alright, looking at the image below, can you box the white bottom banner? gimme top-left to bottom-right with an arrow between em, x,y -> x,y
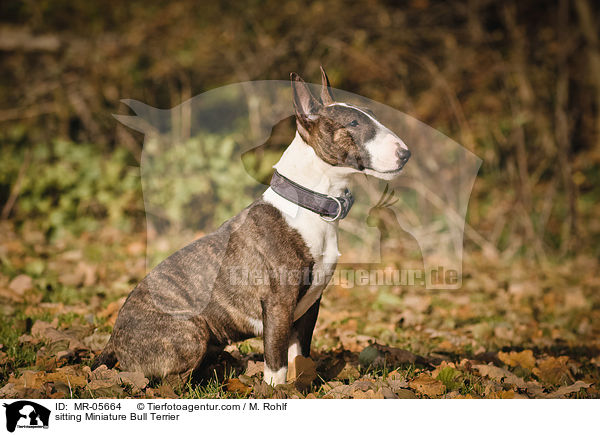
0,398 -> 596,435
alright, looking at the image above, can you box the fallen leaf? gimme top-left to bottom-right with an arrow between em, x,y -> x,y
252,380 -> 275,398
351,379 -> 376,392
0,383 -> 20,398
352,389 -> 385,399
31,321 -> 86,352
498,350 -> 536,370
487,390 -> 517,399
287,356 -> 317,389
525,380 -> 546,397
245,360 -> 264,377
533,356 -> 572,385
44,372 -> 87,388
380,386 -> 397,399
546,381 -> 591,398
156,383 -> 178,398
409,373 -> 446,397
431,361 -> 458,378
118,372 -> 149,392
226,378 -> 251,395
334,362 -> 360,380
473,364 -> 526,388
83,331 -> 111,352
9,274 -> 33,294
388,379 -> 409,392
11,371 -> 46,389
323,384 -> 355,398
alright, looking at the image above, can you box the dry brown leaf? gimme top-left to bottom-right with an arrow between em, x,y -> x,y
287,355 -> 317,389
83,331 -> 111,352
339,332 -> 374,352
9,274 -> 33,295
352,389 -> 385,399
252,380 -> 275,398
156,383 -> 178,398
226,378 -> 251,395
525,380 -> 546,397
409,373 -> 446,397
10,371 -> 46,389
334,362 -> 360,380
118,372 -> 149,392
244,360 -> 264,377
498,350 -> 536,370
44,372 -> 87,388
90,364 -> 119,382
533,356 -> 572,385
487,390 -> 517,399
453,393 -> 475,399
473,364 -> 526,388
0,383 -> 20,398
31,321 -> 86,351
351,379 -> 376,392
546,381 -> 591,398
323,384 -> 355,398
388,379 -> 409,393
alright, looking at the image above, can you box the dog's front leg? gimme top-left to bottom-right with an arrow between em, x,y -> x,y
261,299 -> 294,385
288,297 -> 321,363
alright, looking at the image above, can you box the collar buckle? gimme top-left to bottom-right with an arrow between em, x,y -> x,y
320,195 -> 343,222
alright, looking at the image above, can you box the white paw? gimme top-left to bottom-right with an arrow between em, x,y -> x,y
264,366 -> 287,385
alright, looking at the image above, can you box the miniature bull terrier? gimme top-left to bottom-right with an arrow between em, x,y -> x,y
93,67 -> 411,385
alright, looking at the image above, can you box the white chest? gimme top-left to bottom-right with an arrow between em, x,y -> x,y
263,188 -> 341,320
293,223 -> 339,321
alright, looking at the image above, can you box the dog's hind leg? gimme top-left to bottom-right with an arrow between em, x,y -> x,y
112,315 -> 212,379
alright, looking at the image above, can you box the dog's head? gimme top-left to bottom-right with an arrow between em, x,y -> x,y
291,67 -> 410,180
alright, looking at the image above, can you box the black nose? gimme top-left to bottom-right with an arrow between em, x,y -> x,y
397,148 -> 411,165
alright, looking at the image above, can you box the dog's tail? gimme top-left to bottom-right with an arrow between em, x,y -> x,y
91,341 -> 118,370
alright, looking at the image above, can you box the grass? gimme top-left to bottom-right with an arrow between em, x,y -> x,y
0,192 -> 599,398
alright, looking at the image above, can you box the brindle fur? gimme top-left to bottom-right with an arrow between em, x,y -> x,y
93,201 -> 315,378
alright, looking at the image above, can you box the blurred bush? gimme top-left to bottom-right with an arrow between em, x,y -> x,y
0,0 -> 598,259
0,141 -> 141,238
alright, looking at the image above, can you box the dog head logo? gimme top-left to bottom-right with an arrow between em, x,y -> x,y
114,69 -> 481,296
3,401 -> 50,432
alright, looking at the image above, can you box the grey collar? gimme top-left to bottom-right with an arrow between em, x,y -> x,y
270,170 -> 354,221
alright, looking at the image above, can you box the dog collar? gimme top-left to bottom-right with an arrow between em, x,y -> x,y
270,170 -> 354,221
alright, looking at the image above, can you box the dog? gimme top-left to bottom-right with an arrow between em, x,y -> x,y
92,67 -> 411,385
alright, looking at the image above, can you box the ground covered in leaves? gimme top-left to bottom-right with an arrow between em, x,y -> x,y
0,220 -> 598,399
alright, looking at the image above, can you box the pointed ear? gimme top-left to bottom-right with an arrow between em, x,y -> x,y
320,66 -> 334,105
290,72 -> 321,117
291,72 -> 321,139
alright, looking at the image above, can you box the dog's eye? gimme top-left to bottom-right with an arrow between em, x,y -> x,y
348,120 -> 359,127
